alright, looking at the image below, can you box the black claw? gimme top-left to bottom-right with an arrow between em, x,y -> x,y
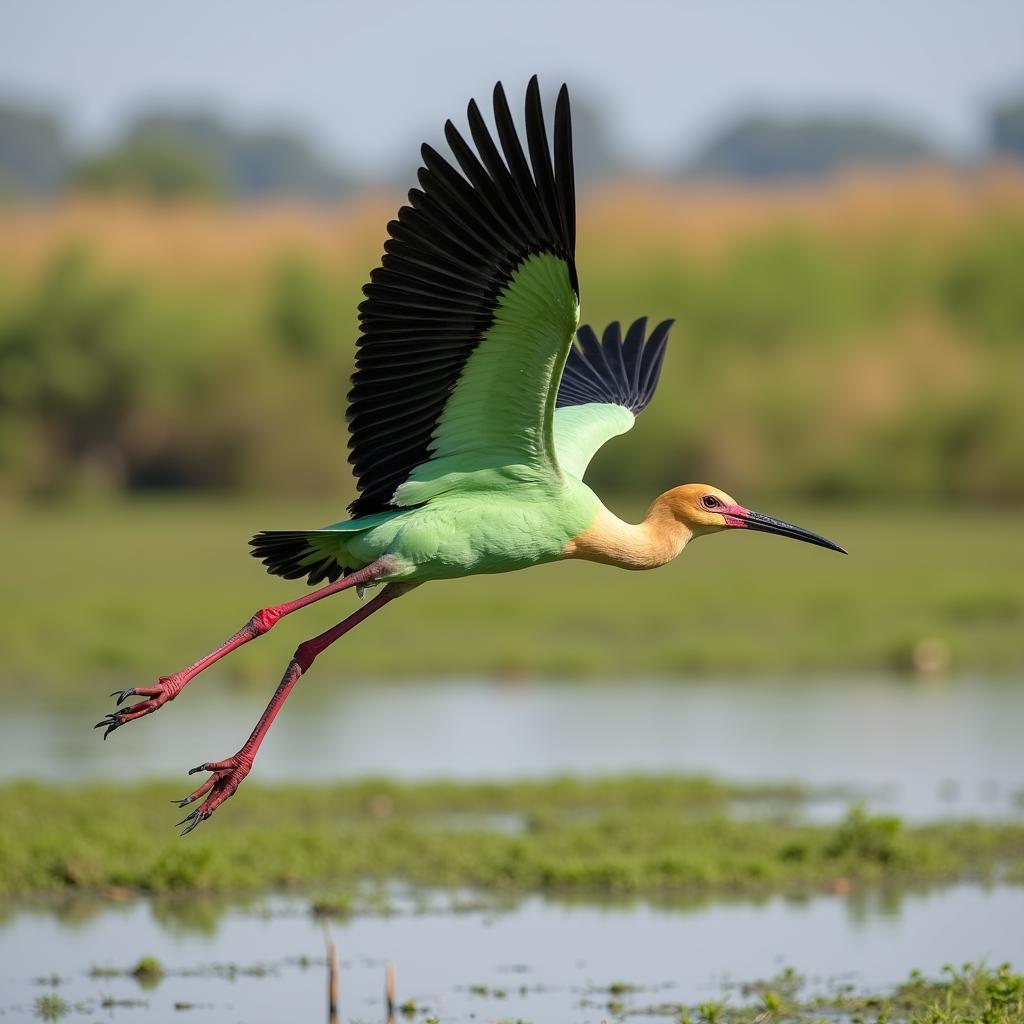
172,794 -> 195,808
188,763 -> 208,775
111,688 -> 136,706
94,714 -> 125,739
178,809 -> 207,836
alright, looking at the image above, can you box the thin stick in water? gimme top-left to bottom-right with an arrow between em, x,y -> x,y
385,961 -> 395,1024
321,917 -> 339,1023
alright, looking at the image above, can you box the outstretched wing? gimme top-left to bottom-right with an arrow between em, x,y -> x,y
347,76 -> 578,519
554,317 -> 673,479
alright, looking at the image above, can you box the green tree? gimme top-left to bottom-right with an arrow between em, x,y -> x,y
73,137 -> 224,201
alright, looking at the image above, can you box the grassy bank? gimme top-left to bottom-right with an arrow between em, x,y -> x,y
2,778 -> 1022,898
1,499 -> 1022,688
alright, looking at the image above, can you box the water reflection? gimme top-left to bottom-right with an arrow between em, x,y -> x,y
4,677 -> 1022,820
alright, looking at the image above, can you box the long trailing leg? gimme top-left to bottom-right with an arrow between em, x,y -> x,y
95,557 -> 394,739
175,581 -> 413,835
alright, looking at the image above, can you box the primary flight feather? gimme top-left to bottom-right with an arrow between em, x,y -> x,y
96,77 -> 845,833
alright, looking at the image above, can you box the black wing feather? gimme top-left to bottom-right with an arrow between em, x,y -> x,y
556,317 -> 674,415
347,77 -> 577,519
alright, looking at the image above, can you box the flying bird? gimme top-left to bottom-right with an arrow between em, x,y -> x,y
96,78 -> 845,833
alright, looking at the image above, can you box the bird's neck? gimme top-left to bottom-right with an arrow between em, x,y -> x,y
564,495 -> 692,571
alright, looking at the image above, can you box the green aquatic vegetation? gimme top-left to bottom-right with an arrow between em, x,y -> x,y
130,955 -> 164,983
811,962 -> 1024,1024
98,996 -> 147,1010
640,963 -> 1024,1023
825,805 -> 905,863
608,981 -> 640,996
32,994 -> 69,1021
695,1000 -> 728,1024
0,779 -> 1022,900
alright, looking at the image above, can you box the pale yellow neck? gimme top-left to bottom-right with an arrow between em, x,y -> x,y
564,496 -> 692,571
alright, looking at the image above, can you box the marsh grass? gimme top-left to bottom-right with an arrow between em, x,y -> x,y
611,962 -> 1024,1024
1,779 -> 1022,899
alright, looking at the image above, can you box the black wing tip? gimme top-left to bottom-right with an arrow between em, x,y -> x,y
556,316 -> 674,414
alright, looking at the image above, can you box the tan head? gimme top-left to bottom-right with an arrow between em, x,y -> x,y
659,483 -> 847,552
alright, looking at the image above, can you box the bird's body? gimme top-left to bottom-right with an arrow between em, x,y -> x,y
304,476 -> 597,584
96,78 -> 845,833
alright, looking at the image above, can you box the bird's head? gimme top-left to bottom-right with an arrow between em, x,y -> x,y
662,484 -> 847,553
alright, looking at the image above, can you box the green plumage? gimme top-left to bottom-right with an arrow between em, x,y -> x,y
289,252 -> 600,584
553,403 -> 636,479
394,252 -> 578,506
248,79 -> 673,589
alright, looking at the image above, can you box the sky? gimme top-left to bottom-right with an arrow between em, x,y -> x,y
2,0 -> 1023,173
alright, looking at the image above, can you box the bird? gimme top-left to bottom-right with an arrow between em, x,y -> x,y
95,77 -> 845,834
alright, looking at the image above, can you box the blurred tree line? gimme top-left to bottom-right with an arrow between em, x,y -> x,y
0,105 -> 354,202
1,203 -> 1022,505
4,89 -> 1024,200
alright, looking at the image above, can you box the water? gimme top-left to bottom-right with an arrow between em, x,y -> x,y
2,884 -> 1021,1023
4,677 -> 1023,1020
5,677 -> 1022,820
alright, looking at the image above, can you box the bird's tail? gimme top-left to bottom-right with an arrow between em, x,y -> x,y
249,530 -> 349,586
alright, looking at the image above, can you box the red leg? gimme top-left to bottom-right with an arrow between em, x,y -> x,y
175,582 -> 412,835
95,557 -> 393,738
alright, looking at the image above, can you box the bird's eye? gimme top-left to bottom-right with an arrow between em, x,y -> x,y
701,495 -> 720,509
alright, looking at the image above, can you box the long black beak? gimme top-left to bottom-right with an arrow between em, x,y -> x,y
737,509 -> 847,554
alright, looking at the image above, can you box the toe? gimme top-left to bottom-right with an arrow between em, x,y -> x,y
177,808 -> 208,836
175,760 -> 249,833
94,714 -> 126,740
173,775 -> 216,808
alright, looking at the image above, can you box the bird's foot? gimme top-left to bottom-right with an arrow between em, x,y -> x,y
94,675 -> 184,739
172,754 -> 253,835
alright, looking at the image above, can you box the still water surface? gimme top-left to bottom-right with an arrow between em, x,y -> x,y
2,884 -> 1022,1023
5,677 -> 1022,820
3,677 -> 1022,1020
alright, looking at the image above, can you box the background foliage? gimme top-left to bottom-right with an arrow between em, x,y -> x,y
1,170 -> 1023,506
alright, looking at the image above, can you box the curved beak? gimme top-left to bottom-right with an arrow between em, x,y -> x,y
725,506 -> 847,554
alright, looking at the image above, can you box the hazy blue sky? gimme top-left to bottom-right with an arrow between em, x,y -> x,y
3,0 -> 1023,172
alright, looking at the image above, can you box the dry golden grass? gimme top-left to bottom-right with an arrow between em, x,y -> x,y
2,166 -> 1023,281
582,164 -> 1024,260
0,193 -> 397,283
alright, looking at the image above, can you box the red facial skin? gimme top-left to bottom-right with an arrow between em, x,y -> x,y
721,502 -> 751,528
